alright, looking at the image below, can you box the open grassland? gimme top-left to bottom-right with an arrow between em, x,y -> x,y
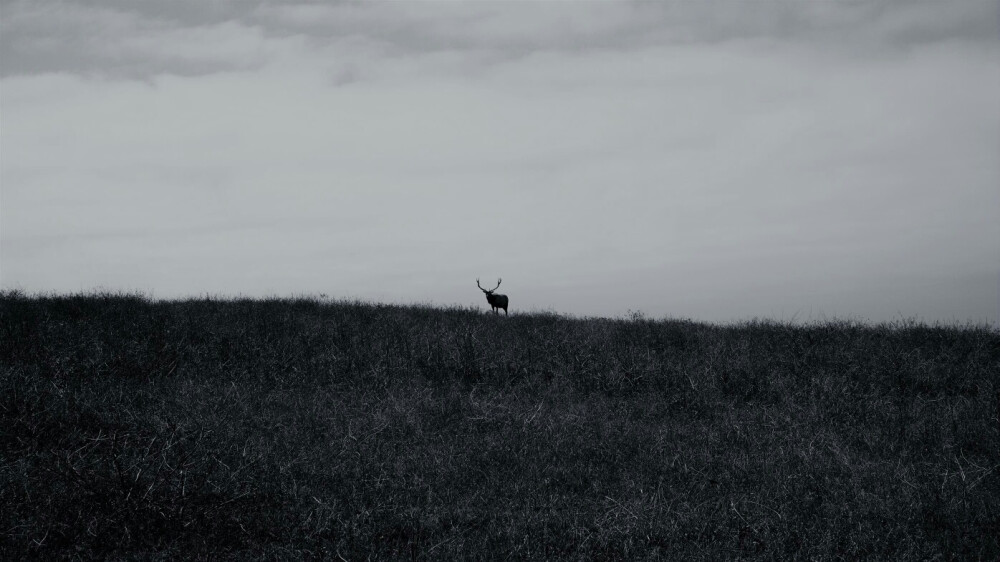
2,292 -> 998,560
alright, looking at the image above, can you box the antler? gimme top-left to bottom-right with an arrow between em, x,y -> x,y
476,278 -> 502,293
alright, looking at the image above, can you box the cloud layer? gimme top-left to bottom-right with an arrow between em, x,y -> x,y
2,1 -> 998,324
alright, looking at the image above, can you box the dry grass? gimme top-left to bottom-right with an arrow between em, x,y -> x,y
2,291 -> 998,559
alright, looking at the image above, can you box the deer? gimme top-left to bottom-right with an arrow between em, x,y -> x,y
477,278 -> 509,316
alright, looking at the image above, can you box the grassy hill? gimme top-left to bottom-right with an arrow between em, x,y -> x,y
2,292 -> 998,559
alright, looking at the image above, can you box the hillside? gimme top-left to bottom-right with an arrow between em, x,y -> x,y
2,292 -> 998,559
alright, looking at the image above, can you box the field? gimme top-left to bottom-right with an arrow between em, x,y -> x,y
2,292 -> 998,559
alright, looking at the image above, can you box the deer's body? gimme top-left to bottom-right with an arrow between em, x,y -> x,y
486,292 -> 508,315
477,278 -> 509,315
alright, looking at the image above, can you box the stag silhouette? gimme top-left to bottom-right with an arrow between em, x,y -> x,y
477,278 -> 509,315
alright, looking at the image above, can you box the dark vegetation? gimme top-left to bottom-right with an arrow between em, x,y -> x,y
2,291 -> 998,560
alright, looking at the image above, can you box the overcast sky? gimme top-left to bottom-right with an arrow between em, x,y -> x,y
2,0 -> 998,325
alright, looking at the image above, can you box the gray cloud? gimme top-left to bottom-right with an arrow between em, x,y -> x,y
3,1 -> 997,79
0,1 -> 270,77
